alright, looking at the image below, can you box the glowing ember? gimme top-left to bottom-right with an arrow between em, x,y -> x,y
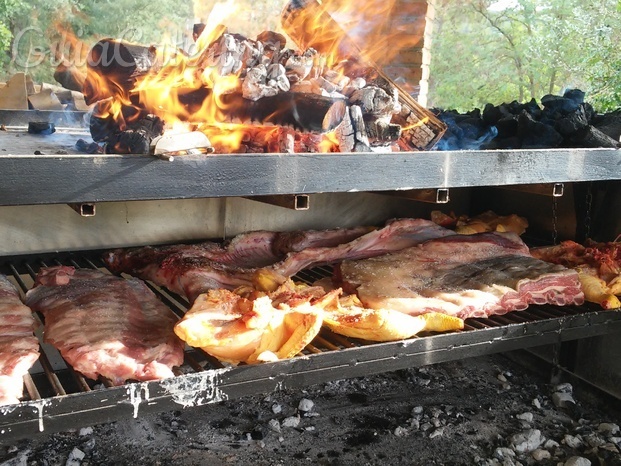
81,0 -> 444,154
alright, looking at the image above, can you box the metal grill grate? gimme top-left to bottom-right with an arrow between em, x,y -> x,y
1,251 -> 621,443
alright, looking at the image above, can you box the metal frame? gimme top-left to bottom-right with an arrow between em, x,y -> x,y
2,148 -> 621,205
1,302 -> 620,443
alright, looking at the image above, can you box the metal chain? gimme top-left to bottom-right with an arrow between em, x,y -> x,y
552,196 -> 559,245
584,182 -> 593,239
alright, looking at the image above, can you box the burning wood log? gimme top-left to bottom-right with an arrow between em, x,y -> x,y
54,61 -> 86,93
83,39 -> 158,105
280,0 -> 446,151
82,17 -> 438,154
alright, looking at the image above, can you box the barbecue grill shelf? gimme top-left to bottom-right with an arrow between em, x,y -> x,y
2,147 -> 621,205
1,254 -> 621,443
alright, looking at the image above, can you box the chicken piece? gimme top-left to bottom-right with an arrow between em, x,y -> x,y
174,281 -> 330,365
455,211 -> 528,236
323,294 -> 464,341
577,270 -> 621,310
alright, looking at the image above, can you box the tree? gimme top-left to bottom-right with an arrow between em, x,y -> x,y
428,0 -> 621,112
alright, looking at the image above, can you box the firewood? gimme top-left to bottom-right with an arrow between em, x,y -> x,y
218,91 -> 346,133
280,0 -> 446,151
0,73 -> 29,110
54,61 -> 85,92
83,39 -> 159,105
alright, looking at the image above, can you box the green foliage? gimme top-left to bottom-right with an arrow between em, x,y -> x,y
0,0 -> 193,82
428,0 -> 621,112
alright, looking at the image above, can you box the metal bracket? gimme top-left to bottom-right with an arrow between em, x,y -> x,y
500,183 -> 565,197
68,203 -> 96,217
380,188 -> 450,204
244,194 -> 310,211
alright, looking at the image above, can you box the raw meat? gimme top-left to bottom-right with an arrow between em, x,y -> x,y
104,224 -> 391,303
338,232 -> 584,319
0,275 -> 39,405
25,266 -> 184,385
272,218 -> 457,277
531,240 -> 621,308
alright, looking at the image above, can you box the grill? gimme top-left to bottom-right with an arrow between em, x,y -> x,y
1,250 -> 621,443
2,0 -> 621,449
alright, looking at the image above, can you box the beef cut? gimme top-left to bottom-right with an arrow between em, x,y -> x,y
272,218 -> 456,277
104,223 -> 411,303
0,275 -> 39,405
25,266 -> 184,385
338,232 -> 584,319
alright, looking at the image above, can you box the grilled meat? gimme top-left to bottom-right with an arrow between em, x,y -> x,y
0,275 -> 39,405
338,232 -> 584,319
103,222 -> 422,302
531,239 -> 621,308
25,266 -> 184,385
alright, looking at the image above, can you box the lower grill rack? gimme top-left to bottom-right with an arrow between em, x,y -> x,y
1,252 -> 621,443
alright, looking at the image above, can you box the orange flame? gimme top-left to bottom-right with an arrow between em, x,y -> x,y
84,0 -> 426,153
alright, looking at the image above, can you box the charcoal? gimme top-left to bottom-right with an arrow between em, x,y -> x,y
517,111 -> 563,149
592,109 -> 621,140
495,116 -> 519,139
554,104 -> 589,137
482,103 -> 504,125
568,125 -> 621,148
75,139 -> 103,154
481,136 -> 521,150
27,122 -> 55,135
522,98 -> 542,119
541,89 -> 584,114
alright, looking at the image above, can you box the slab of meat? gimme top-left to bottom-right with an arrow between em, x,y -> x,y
272,218 -> 457,277
338,232 -> 584,319
531,240 -> 621,309
25,266 -> 184,385
104,225 -> 382,302
0,275 -> 39,405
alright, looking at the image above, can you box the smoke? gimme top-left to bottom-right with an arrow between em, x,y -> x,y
433,111 -> 498,151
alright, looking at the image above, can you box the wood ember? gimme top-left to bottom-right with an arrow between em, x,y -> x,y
90,103 -> 164,154
84,26 -> 442,154
6,354 -> 621,465
334,105 -> 371,152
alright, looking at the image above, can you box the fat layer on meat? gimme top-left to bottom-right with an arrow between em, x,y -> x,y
104,224 -> 390,303
0,275 -> 39,405
339,232 -> 584,319
25,266 -> 184,385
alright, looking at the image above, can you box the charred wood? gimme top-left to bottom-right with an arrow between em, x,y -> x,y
365,118 -> 402,145
54,61 -> 86,93
335,105 -> 371,152
83,39 -> 158,105
218,91 -> 346,133
568,125 -> 621,149
90,103 -> 164,154
592,109 -> 621,141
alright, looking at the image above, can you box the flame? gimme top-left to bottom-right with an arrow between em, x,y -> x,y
402,116 -> 430,131
281,0 -> 423,69
85,0 -> 426,153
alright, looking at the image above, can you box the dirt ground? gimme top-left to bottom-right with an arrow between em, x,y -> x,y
2,351 -> 620,466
